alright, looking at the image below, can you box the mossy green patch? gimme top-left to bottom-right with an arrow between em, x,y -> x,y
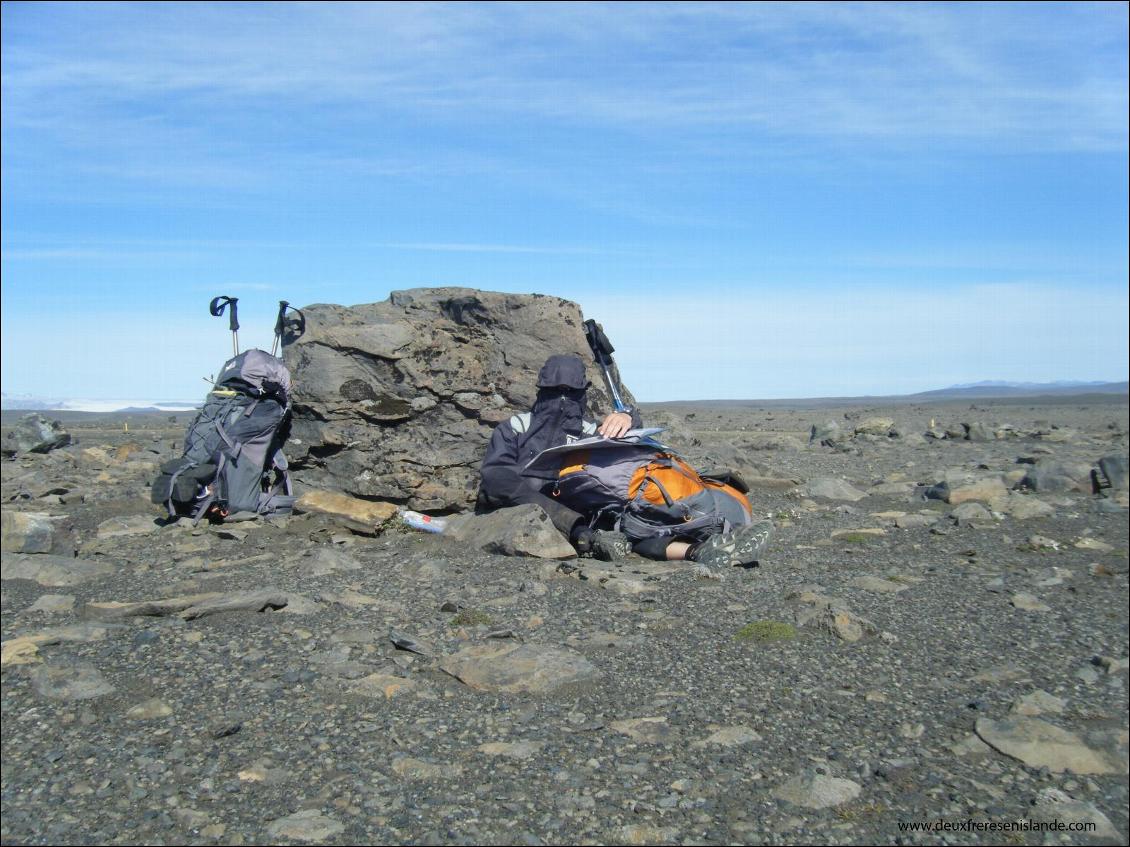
837,532 -> 873,544
735,620 -> 797,642
835,801 -> 886,821
378,512 -> 407,534
450,609 -> 492,628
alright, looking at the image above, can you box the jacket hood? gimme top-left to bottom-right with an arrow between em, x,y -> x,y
536,355 -> 590,390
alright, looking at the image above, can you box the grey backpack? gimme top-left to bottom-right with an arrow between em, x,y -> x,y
152,349 -> 296,523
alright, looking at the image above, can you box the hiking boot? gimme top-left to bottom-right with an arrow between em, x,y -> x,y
688,520 -> 773,570
571,526 -> 631,562
590,530 -> 632,562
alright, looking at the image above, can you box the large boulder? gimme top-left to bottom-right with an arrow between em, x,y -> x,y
0,512 -> 76,555
283,289 -> 635,511
443,504 -> 576,559
925,475 -> 1009,505
801,477 -> 868,502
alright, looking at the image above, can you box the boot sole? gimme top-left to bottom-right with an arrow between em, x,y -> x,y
591,531 -> 632,562
693,520 -> 773,569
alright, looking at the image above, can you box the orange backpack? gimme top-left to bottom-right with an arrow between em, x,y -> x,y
545,443 -> 752,542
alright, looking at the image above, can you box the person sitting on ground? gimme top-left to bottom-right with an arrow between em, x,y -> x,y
475,354 -> 772,568
476,354 -> 636,560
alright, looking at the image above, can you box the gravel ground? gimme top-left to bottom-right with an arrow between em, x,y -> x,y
2,397 -> 1127,845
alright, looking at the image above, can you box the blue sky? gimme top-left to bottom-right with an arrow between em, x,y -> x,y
2,2 -> 1127,402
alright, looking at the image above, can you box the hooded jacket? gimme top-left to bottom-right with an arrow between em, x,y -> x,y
476,355 -> 641,536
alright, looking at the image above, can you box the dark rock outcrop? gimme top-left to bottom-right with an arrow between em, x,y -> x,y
1095,455 -> 1129,493
1022,460 -> 1093,494
283,288 -> 634,511
808,420 -> 842,447
963,421 -> 994,442
3,414 -> 72,456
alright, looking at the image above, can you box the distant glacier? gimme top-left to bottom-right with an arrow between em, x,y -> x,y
1,394 -> 200,413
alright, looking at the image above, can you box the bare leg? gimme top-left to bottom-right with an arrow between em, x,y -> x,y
665,541 -> 692,560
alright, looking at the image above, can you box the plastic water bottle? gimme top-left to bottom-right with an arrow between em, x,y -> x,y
401,510 -> 447,534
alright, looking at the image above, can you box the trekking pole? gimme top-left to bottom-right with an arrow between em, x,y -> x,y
209,296 -> 240,357
272,300 -> 306,356
583,319 -> 627,412
271,301 -> 286,356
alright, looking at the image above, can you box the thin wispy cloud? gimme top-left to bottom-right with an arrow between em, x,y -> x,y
0,235 -> 314,262
826,246 -> 1129,278
1,247 -> 197,261
3,3 -> 1126,150
201,282 -> 277,292
385,242 -> 606,255
3,3 -> 1125,226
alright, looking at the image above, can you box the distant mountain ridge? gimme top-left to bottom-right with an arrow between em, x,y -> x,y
946,379 -> 1120,390
912,380 -> 1128,399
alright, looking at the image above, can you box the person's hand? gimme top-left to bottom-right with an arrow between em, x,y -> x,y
598,411 -> 633,438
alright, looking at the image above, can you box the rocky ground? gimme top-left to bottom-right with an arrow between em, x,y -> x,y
2,396 -> 1128,846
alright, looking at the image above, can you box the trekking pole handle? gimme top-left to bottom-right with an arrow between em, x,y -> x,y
210,296 -> 240,356
583,319 -> 627,412
273,300 -> 306,340
274,300 -> 289,340
272,300 -> 306,355
209,296 -> 240,332
583,319 -> 615,363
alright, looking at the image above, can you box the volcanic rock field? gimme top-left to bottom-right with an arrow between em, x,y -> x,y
2,389 -> 1127,846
